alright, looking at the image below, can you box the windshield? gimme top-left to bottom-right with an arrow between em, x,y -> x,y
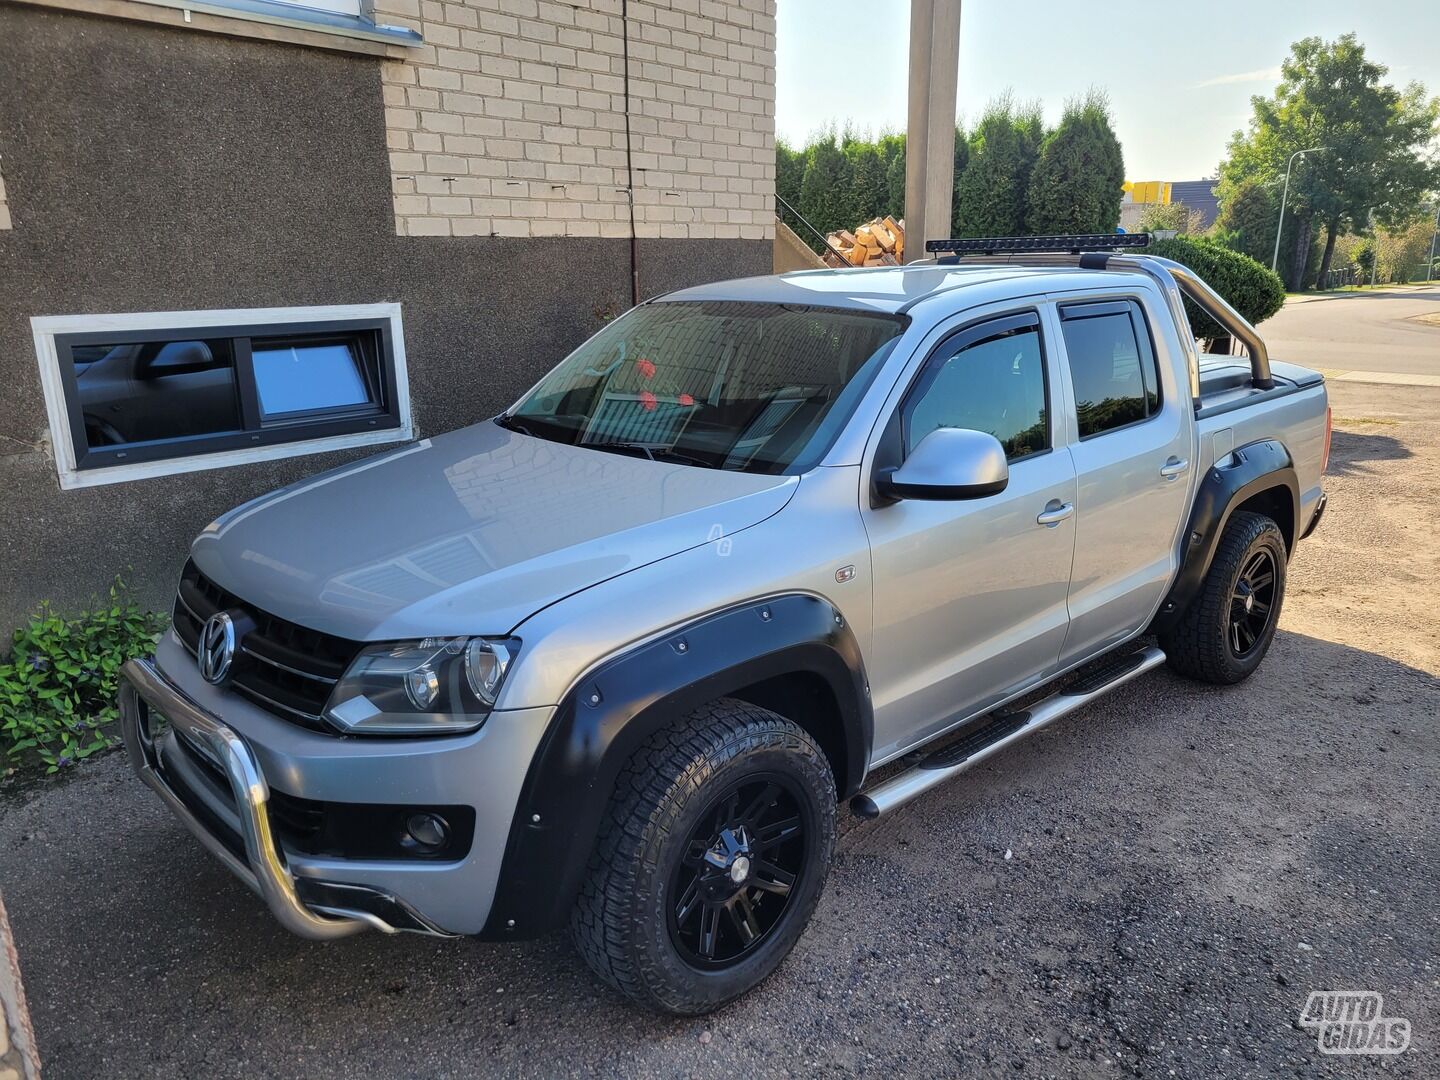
504,300 -> 908,474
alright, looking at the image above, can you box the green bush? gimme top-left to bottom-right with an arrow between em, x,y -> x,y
1143,236 -> 1286,339
1,581 -> 165,774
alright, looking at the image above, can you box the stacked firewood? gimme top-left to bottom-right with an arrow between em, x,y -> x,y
823,216 -> 905,267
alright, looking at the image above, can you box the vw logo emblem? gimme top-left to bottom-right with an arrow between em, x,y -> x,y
198,612 -> 237,685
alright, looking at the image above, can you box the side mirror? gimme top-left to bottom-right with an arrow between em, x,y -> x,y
875,427 -> 1009,501
138,340 -> 216,379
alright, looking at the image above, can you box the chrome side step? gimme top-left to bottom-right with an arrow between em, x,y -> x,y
850,646 -> 1167,819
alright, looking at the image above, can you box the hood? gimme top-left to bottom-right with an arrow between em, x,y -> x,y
191,421 -> 797,640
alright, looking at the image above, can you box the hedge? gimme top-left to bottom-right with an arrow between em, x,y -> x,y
1143,236 -> 1286,340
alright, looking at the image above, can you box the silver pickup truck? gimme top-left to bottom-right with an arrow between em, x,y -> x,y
118,235 -> 1330,1015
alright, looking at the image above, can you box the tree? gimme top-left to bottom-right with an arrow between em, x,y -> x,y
954,98 -> 1036,236
885,143 -> 906,219
1137,202 -> 1205,235
847,142 -> 889,226
1025,92 -> 1125,234
948,124 -> 969,236
1014,103 -> 1045,195
1218,34 -> 1440,291
797,133 -> 852,240
875,132 -> 906,219
1350,236 -> 1376,279
877,131 -> 905,169
1211,177 -> 1275,263
1375,212 -> 1437,282
775,138 -> 804,214
873,125 -> 966,232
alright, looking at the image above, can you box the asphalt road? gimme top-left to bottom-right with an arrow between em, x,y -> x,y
2,381 -> 1437,1079
1262,285 -> 1440,376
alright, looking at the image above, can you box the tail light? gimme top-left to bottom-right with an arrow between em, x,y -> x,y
1321,406 -> 1333,474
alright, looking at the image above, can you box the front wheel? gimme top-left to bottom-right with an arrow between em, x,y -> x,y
1160,509 -> 1287,684
571,699 -> 836,1014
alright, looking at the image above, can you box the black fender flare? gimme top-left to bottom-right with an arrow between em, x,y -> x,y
1150,438 -> 1299,632
480,593 -> 871,938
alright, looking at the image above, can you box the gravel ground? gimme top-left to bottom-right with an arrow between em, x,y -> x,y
1,380 -> 1436,1079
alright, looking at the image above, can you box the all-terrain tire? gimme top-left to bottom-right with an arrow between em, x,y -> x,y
570,698 -> 836,1015
1160,510 -> 1287,684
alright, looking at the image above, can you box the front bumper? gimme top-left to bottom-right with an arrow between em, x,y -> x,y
120,658 -> 379,939
118,641 -> 553,938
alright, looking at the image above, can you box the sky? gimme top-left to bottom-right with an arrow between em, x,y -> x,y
774,0 -> 1440,180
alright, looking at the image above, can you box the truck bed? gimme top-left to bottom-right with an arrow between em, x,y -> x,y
1194,354 -> 1329,540
1196,355 -> 1326,419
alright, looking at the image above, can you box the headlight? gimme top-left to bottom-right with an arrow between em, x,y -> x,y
324,637 -> 517,735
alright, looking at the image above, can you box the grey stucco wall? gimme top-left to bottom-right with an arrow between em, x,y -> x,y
0,5 -> 768,630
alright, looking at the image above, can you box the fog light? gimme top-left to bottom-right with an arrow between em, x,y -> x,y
405,812 -> 450,849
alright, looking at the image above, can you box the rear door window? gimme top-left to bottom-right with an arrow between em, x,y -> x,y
1059,299 -> 1160,438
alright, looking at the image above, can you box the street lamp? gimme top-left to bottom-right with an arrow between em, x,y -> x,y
1271,146 -> 1328,275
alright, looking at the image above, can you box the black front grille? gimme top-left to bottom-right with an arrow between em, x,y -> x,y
172,559 -> 361,732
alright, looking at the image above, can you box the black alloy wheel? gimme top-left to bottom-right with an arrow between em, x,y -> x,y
1229,548 -> 1277,658
667,777 -> 807,969
571,698 -> 836,1014
1160,509 -> 1288,684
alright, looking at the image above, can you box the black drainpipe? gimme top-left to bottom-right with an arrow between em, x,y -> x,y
621,0 -> 640,308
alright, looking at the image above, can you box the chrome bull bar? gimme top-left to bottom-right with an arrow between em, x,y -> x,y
118,658 -> 371,940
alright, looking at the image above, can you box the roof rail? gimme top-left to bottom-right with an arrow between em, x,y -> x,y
921,235 -> 1273,393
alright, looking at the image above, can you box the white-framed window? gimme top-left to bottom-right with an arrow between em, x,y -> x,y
31,303 -> 413,490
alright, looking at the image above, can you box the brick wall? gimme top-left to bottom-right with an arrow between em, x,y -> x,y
374,0 -> 775,240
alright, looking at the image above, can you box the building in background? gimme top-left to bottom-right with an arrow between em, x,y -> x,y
1120,179 -> 1220,232
0,0 -> 776,628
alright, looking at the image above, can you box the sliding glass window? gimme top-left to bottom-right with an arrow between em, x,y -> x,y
53,318 -> 402,473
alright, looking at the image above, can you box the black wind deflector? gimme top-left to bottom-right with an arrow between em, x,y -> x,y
920,233 -> 1274,392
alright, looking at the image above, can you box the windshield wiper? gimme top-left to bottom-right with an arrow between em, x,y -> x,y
495,413 -> 538,438
597,442 -> 713,468
649,447 -> 715,468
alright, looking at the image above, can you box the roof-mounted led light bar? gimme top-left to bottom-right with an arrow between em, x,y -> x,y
925,233 -> 1153,256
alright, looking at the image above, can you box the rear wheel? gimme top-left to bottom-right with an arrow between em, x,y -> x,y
571,699 -> 835,1014
1161,510 -> 1287,684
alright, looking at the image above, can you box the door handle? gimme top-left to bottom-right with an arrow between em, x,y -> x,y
1036,501 -> 1074,527
1159,457 -> 1189,481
